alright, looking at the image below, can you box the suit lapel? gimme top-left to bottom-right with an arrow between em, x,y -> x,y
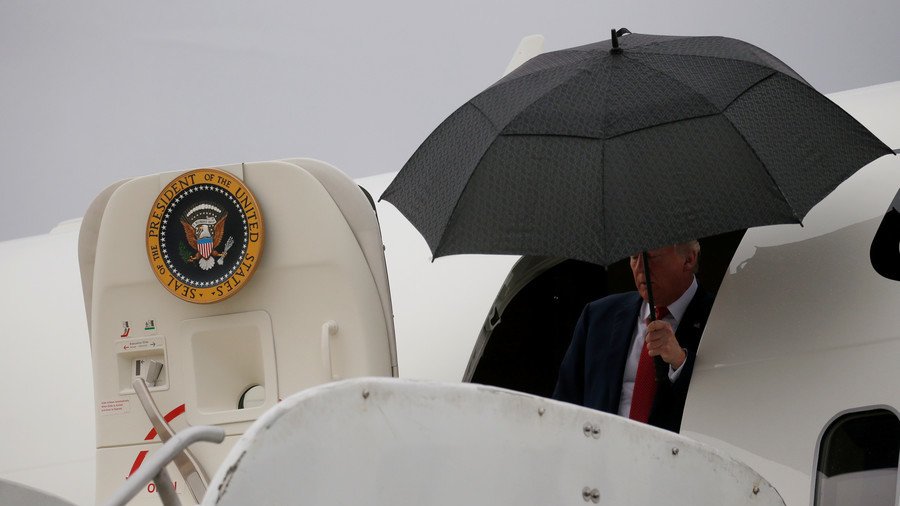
605,293 -> 642,411
675,291 -> 712,351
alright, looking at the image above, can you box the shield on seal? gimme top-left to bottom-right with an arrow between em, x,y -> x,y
198,236 -> 213,259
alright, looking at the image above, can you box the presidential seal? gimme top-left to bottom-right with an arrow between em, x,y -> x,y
146,168 -> 264,303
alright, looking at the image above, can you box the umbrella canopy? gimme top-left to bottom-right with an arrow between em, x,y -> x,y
381,30 -> 893,266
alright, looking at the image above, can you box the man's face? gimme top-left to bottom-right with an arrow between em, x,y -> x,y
629,245 -> 697,307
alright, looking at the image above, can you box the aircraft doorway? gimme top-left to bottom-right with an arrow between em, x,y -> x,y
463,231 -> 745,398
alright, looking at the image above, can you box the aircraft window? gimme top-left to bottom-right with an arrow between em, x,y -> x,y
870,188 -> 900,281
814,409 -> 900,506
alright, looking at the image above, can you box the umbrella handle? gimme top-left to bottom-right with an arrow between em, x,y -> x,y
642,250 -> 656,320
641,250 -> 669,383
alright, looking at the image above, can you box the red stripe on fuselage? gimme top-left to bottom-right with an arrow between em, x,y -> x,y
126,404 -> 188,479
127,450 -> 149,478
145,404 -> 186,441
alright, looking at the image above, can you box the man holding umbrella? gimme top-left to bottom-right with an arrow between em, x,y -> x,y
381,30 -> 890,430
553,241 -> 713,433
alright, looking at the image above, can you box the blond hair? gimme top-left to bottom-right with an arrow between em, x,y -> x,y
675,240 -> 700,273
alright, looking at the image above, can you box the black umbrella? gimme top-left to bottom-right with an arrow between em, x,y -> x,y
382,29 -> 892,268
382,28 -> 893,381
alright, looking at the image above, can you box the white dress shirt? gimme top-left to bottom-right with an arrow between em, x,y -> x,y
617,278 -> 698,417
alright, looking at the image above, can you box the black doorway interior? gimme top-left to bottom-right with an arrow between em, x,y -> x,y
466,230 -> 744,397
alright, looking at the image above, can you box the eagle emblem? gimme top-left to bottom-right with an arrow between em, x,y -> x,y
180,203 -> 234,270
147,168 -> 264,304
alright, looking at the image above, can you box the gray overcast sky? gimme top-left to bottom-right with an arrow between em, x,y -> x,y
2,0 -> 899,241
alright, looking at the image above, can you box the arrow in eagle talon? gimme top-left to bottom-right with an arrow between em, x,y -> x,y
218,236 -> 235,265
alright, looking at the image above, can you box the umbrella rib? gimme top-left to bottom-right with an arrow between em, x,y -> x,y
491,62 -> 600,135
454,53 -> 600,138
602,112 -> 721,141
717,69 -> 886,222
488,49 -> 598,90
625,51 -> 782,115
430,115 -> 505,257
485,52 -> 735,143
717,78 -> 804,222
629,41 -> 810,87
718,71 -> 779,111
599,135 -> 607,262
468,101 -> 503,133
598,56 -> 612,262
496,115 -> 721,142
628,54 -> 731,120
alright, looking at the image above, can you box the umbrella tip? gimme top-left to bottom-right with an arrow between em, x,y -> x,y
610,27 -> 631,54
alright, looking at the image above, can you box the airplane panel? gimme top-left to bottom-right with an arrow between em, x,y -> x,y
0,78 -> 897,506
682,82 -> 900,506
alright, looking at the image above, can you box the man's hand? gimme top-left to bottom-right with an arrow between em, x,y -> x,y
645,320 -> 686,369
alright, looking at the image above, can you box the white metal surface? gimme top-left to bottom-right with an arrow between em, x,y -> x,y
681,82 -> 900,506
503,34 -> 544,76
0,222 -> 95,506
361,172 -> 519,382
0,478 -> 76,506
85,159 -> 396,503
0,168 -> 518,506
284,158 -> 399,376
206,378 -> 784,506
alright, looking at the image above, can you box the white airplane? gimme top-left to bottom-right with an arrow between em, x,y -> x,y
0,36 -> 898,506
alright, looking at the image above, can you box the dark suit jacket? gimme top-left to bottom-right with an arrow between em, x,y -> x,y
552,289 -> 714,432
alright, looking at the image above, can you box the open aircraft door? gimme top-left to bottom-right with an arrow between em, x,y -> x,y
79,159 -> 397,504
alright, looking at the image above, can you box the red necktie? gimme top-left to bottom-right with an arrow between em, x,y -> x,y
629,306 -> 669,423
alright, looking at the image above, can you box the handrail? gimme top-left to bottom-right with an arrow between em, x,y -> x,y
321,320 -> 339,380
103,425 -> 225,506
132,378 -> 213,502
